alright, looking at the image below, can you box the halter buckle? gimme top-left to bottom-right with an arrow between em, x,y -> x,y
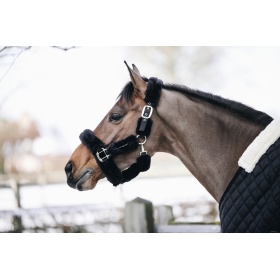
96,147 -> 110,162
141,105 -> 153,119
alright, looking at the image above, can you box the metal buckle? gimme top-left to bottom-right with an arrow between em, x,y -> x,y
141,105 -> 153,119
96,147 -> 110,162
137,135 -> 147,155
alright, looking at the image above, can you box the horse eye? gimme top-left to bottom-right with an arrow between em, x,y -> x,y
109,113 -> 123,123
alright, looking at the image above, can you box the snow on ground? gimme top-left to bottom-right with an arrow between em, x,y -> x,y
0,175 -> 215,210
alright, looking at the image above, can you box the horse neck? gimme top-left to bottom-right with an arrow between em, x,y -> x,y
156,89 -> 266,202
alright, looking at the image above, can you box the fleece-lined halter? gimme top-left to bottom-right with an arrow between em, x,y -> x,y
79,77 -> 163,186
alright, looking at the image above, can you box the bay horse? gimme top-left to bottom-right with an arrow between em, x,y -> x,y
65,62 -> 280,232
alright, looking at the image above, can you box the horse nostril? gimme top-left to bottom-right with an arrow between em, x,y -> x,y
65,161 -> 73,178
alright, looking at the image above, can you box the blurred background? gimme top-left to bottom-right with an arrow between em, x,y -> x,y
1,46 -> 280,232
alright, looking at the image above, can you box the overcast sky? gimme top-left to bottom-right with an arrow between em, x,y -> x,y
1,46 -> 280,156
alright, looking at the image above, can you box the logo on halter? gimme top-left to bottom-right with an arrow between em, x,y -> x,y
141,105 -> 153,119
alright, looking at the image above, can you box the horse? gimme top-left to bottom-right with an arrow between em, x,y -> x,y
65,62 -> 280,232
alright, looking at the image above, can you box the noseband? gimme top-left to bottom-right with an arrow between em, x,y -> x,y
79,77 -> 163,186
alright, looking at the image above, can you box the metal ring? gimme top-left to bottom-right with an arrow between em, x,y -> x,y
136,135 -> 147,145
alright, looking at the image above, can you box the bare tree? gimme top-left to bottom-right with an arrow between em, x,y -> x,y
0,46 -> 76,173
0,46 -> 76,107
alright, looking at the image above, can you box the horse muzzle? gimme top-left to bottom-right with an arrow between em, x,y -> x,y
65,161 -> 96,191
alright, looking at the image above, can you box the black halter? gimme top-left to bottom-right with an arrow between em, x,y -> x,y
79,77 -> 163,186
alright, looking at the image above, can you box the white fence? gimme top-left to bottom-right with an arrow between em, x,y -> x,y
0,175 -> 220,233
124,197 -> 220,233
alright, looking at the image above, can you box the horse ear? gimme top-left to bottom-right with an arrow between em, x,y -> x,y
124,61 -> 147,99
132,64 -> 141,75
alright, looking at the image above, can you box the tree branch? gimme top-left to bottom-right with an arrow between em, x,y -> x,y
0,47 -> 31,83
0,46 -> 76,81
0,46 -> 32,58
0,47 -> 8,53
51,46 -> 77,51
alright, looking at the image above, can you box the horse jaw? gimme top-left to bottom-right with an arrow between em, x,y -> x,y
76,167 -> 105,191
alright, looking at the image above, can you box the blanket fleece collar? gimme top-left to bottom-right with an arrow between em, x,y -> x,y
238,119 -> 280,173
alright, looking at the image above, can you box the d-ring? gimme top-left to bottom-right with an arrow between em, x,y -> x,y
136,135 -> 147,145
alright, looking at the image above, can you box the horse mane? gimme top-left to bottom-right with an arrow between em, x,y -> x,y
118,80 -> 273,127
118,81 -> 135,103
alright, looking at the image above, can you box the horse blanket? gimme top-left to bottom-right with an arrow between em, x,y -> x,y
219,120 -> 280,233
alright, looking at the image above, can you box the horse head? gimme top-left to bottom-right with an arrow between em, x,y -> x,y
65,62 -> 164,191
